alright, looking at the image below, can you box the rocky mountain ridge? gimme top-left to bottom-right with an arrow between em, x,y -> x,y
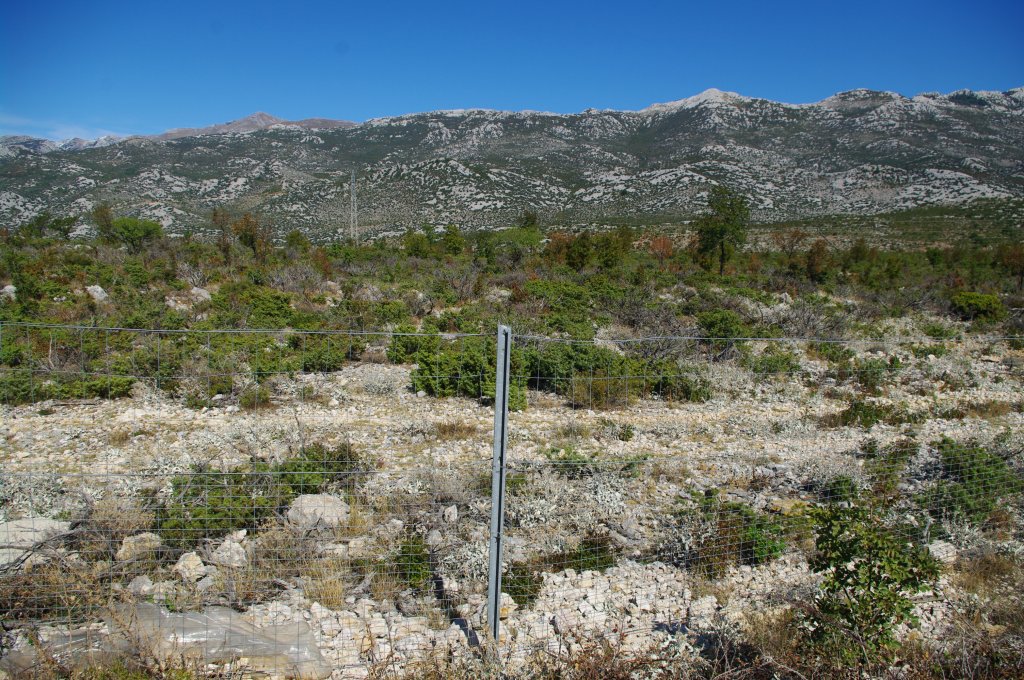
1,87 -> 1022,238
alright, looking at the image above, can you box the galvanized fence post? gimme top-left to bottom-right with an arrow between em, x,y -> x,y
486,324 -> 512,646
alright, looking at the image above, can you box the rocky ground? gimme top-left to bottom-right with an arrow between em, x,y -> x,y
1,334 -> 1022,678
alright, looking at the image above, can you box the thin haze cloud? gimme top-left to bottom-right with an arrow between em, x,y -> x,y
0,113 -> 129,141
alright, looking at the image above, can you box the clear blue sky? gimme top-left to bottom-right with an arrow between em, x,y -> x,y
2,0 -> 1022,139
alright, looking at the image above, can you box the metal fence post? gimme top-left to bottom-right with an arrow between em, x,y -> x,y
486,324 -> 512,646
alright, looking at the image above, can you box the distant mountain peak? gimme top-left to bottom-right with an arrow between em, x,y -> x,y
642,88 -> 751,113
157,112 -> 354,140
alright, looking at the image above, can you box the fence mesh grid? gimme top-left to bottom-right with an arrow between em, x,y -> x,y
1,322 -> 1022,677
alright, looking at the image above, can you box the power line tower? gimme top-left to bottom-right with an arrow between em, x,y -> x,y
349,168 -> 358,243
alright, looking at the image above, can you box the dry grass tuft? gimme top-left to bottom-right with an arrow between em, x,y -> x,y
433,419 -> 479,440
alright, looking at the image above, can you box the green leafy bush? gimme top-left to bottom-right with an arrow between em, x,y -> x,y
0,371 -> 134,405
919,437 -> 1023,525
808,503 -> 939,663
825,399 -> 916,428
822,475 -> 859,503
394,533 -> 432,590
950,291 -> 1006,321
697,309 -> 750,351
157,442 -> 370,547
545,447 -> 599,479
502,533 -> 618,608
680,490 -> 786,578
410,336 -> 526,410
809,342 -> 855,364
747,346 -> 801,377
386,325 -> 440,364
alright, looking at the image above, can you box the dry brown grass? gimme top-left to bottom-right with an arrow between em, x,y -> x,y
433,419 -> 479,440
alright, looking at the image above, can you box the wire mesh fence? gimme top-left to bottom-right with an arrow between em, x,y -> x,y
1,322 -> 1022,677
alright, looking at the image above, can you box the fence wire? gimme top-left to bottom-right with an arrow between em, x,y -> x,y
1,323 -> 1022,677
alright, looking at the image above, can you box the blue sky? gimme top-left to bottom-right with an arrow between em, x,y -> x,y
2,0 -> 1022,139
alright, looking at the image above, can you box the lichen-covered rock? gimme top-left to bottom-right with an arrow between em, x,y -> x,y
115,532 -> 162,562
288,494 -> 349,529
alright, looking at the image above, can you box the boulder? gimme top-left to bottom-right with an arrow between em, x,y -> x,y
173,551 -> 207,581
928,540 -> 957,564
127,575 -> 154,596
210,540 -> 247,569
0,518 -> 70,568
687,595 -> 719,631
0,284 -> 15,302
287,494 -> 349,529
115,532 -> 163,562
86,285 -> 108,302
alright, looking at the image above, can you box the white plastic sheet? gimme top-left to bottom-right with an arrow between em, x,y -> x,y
0,603 -> 333,679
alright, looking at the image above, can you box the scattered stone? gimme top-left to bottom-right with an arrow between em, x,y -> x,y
210,540 -> 247,568
86,285 -> 108,302
928,540 -> 957,564
115,532 -> 162,562
127,575 -> 154,596
0,284 -> 15,302
173,551 -> 207,581
687,595 -> 718,631
288,494 -> 349,529
442,504 -> 458,524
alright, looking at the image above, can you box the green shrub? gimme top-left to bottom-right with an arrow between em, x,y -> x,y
921,321 -> 958,340
300,338 -> 354,373
680,490 -> 786,578
747,346 -> 801,377
156,442 -> 370,548
825,399 -> 916,429
411,337 -> 526,410
545,447 -> 598,479
822,475 -> 859,503
950,291 -> 1006,321
240,385 -> 271,409
864,439 -> 915,498
569,369 -> 631,409
0,371 -> 135,405
809,342 -> 855,364
394,533 -> 432,591
910,343 -> 948,359
697,309 -> 750,351
502,562 -> 545,608
386,325 -> 440,364
853,356 -> 901,391
808,503 -> 939,663
503,532 -> 618,608
645,360 -> 713,402
919,437 -> 1023,525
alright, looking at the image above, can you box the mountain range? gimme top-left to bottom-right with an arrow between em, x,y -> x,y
1,87 -> 1022,238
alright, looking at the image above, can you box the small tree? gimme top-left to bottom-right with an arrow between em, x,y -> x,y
212,208 -> 233,265
441,224 -> 465,255
805,238 -> 831,283
695,185 -> 750,275
109,217 -> 163,253
808,503 -> 939,664
91,202 -> 115,242
566,232 -> 592,271
232,212 -> 271,264
997,243 -> 1024,291
649,236 -> 674,269
285,228 -> 311,254
20,212 -> 76,239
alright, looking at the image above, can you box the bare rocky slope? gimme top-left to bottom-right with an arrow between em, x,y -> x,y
1,87 -> 1023,238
